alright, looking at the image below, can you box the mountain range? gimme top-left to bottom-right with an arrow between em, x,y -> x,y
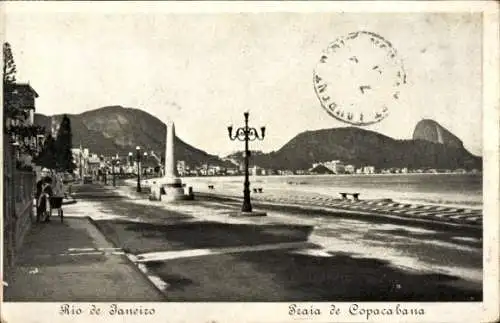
230,126 -> 481,171
34,106 -> 226,167
35,106 -> 482,171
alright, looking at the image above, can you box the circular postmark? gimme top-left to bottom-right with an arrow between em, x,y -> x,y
313,31 -> 407,126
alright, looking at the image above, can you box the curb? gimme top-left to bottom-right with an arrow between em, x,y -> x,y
125,254 -> 170,293
85,216 -> 167,300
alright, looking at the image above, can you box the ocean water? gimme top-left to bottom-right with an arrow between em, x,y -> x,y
184,174 -> 482,209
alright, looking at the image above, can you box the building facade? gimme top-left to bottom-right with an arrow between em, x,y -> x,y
313,160 -> 346,174
363,166 -> 375,174
4,83 -> 43,164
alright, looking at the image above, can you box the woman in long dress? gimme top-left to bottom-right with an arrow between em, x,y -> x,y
50,172 -> 65,222
37,176 -> 53,222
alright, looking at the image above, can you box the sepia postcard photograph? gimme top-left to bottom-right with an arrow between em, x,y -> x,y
1,1 -> 499,323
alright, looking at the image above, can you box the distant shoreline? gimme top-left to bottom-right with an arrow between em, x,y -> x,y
183,172 -> 482,180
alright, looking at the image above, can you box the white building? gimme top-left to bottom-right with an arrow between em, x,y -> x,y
176,160 -> 188,176
312,161 -> 345,174
363,166 -> 375,174
323,160 -> 345,174
71,147 -> 89,177
250,165 -> 266,176
344,164 -> 355,174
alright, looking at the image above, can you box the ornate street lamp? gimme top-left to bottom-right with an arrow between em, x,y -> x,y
136,146 -> 142,192
228,112 -> 265,213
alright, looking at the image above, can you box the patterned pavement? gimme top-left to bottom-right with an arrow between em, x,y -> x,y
211,192 -> 483,226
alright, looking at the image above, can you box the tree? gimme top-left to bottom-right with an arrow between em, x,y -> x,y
54,115 -> 76,172
3,42 -> 17,84
3,42 -> 25,121
33,134 -> 57,169
3,42 -> 45,153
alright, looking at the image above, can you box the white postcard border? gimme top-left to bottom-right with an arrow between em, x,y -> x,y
1,1 -> 498,323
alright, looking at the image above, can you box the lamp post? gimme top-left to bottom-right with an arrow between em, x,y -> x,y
12,142 -> 19,170
143,151 -> 148,179
227,112 -> 265,213
116,159 -> 120,180
136,146 -> 142,192
79,146 -> 83,184
111,156 -> 117,187
100,154 -> 107,185
128,152 -> 133,175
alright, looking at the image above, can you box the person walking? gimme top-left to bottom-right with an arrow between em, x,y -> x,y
50,172 -> 65,222
37,176 -> 53,222
35,176 -> 45,222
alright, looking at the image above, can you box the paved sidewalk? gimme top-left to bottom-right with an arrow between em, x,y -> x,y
3,214 -> 164,302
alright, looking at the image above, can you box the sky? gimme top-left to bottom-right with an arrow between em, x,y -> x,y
3,4 -> 483,157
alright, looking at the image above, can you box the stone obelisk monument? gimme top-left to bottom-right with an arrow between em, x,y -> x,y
161,122 -> 185,202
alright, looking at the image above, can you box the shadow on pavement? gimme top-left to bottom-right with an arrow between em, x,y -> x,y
362,229 -> 482,269
200,194 -> 482,237
71,183 -> 129,200
145,249 -> 482,302
370,227 -> 482,246
93,219 -> 314,254
101,199 -> 193,223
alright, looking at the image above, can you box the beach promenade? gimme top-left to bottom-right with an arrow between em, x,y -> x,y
3,181 -> 482,302
134,177 -> 483,228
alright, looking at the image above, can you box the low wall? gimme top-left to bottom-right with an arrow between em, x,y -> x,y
14,171 -> 35,254
3,137 -> 35,281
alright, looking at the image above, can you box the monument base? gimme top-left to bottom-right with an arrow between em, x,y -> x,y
163,177 -> 194,202
149,177 -> 194,202
164,177 -> 183,186
160,186 -> 188,202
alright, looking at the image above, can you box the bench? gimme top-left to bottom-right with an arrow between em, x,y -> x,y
340,192 -> 360,201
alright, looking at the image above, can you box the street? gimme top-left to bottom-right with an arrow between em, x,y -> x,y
59,182 -> 482,302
